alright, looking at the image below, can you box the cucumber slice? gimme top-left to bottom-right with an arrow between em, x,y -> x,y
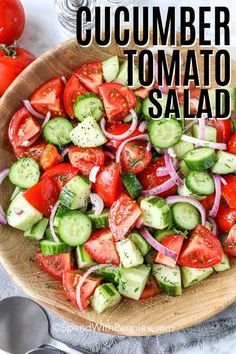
183,147 -> 217,171
181,266 -> 213,288
24,217 -> 48,241
114,60 -> 141,90
76,245 -> 96,268
102,55 -> 119,82
7,192 -> 42,231
152,264 -> 182,296
43,117 -> 73,146
70,116 -> 107,147
59,211 -> 92,246
40,240 -> 72,255
177,179 -> 206,200
186,171 -> 215,196
142,93 -> 168,121
213,252 -> 230,272
212,151 -> 236,174
116,238 -> 144,268
59,175 -> 91,210
173,140 -> 194,160
193,124 -> 217,142
178,160 -> 190,177
154,228 -> 175,243
10,186 -> 23,201
74,93 -> 104,122
122,173 -> 142,199
54,204 -> 69,227
123,97 -> 142,122
91,283 -> 121,313
87,209 -> 109,228
94,267 -> 120,285
9,158 -> 40,189
148,118 -> 182,149
140,196 -> 172,229
128,230 -> 150,256
118,264 -> 151,300
172,202 -> 200,231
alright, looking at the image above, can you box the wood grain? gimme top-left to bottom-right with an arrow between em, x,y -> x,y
0,37 -> 236,336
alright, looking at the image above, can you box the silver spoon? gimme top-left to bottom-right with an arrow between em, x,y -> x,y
0,297 -> 91,354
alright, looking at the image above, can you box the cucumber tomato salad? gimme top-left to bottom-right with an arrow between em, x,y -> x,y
1,56 -> 236,314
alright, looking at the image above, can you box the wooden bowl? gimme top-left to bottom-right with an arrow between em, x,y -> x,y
0,38 -> 236,336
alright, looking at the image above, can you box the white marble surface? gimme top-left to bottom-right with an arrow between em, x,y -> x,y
1,0 -> 236,353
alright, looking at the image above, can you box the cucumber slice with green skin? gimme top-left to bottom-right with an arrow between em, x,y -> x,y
172,202 -> 200,231
94,267 -> 120,286
76,245 -> 96,268
102,55 -> 119,82
43,117 -> 73,146
87,209 -> 109,228
140,196 -> 172,230
148,118 -> 183,149
211,151 -> 236,174
116,238 -> 144,268
24,217 -> 48,241
181,266 -> 213,288
142,94 -> 168,121
40,240 -> 73,255
177,179 -> 206,200
45,227 -> 60,241
59,211 -> 92,246
173,140 -> 194,160
178,160 -> 190,177
114,60 -> 141,90
7,192 -> 42,231
9,158 -> 40,189
186,171 -> 215,196
122,173 -> 142,199
123,97 -> 142,122
91,283 -> 121,314
193,124 -> 217,142
70,116 -> 107,147
213,252 -> 230,272
183,147 -> 217,171
10,186 -> 23,201
74,93 -> 104,122
128,230 -> 150,256
118,264 -> 151,300
59,175 -> 91,210
53,204 -> 69,227
152,264 -> 182,296
154,228 -> 175,243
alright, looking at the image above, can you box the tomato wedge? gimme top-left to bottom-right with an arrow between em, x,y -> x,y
200,193 -> 215,213
227,132 -> 236,154
216,203 -> 236,232
93,162 -> 123,207
155,235 -> 184,268
222,175 -> 236,208
41,163 -> 79,190
140,276 -> 161,300
84,228 -> 120,265
30,77 -> 65,117
207,118 -> 232,143
62,270 -> 102,308
109,193 -> 141,241
105,123 -> 140,150
74,61 -> 102,94
24,177 -> 60,217
35,251 -> 75,282
63,75 -> 88,118
68,146 -> 105,177
13,139 -> 46,161
99,83 -> 136,123
40,144 -> 63,170
120,140 -> 152,174
223,225 -> 236,257
178,225 -> 223,268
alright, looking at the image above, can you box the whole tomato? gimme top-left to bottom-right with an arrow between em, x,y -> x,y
0,45 -> 35,96
0,0 -> 25,45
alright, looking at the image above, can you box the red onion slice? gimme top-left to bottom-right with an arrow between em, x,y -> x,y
181,134 -> 227,150
89,166 -> 100,183
138,121 -> 148,133
21,133 -> 41,148
116,134 -> 150,163
220,177 -> 227,186
142,177 -> 177,197
61,76 -> 67,85
167,148 -> 176,158
0,205 -> 7,225
41,111 -> 51,129
23,100 -> 45,120
61,147 -> 69,158
207,216 -> 218,236
104,151 -> 115,160
76,264 -> 118,312
146,142 -> 152,152
166,195 -> 206,225
140,228 -> 177,260
0,168 -> 10,185
89,193 -> 104,216
156,158 -> 178,177
49,200 -> 61,243
164,153 -> 183,186
209,175 -> 221,218
135,217 -> 143,229
198,115 -> 207,140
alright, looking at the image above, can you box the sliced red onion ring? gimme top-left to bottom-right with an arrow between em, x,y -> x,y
154,147 -> 165,155
61,76 -> 67,85
156,158 -> 178,177
89,193 -> 104,216
142,177 -> 177,197
49,200 -> 61,243
89,166 -> 100,183
146,142 -> 152,152
209,175 -> 221,218
140,228 -> 177,260
61,147 -> 69,158
207,216 -> 218,236
0,168 -> 9,185
76,264 -> 118,312
104,151 -> 115,160
198,115 -> 206,140
116,134 -> 150,163
135,217 -> 143,229
138,121 -> 148,133
41,111 -> 51,129
190,98 -> 199,114
21,133 -> 40,148
100,109 -> 138,141
0,205 -> 7,225
23,100 -> 45,120
166,195 -> 206,226
164,153 -> 183,186
220,177 -> 227,186
167,148 -> 176,158
181,134 -> 227,150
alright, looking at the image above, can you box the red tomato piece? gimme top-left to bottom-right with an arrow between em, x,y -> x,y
99,83 -> 136,123
13,139 -> 47,162
139,276 -> 161,300
41,163 -> 79,190
74,61 -> 103,94
227,132 -> 236,154
93,162 -> 123,207
68,146 -> 105,177
216,203 -> 236,232
207,118 -> 232,143
63,75 -> 88,118
200,193 -> 215,213
109,193 -> 141,241
223,225 -> 236,257
222,175 -> 236,208
105,123 -> 140,150
178,225 -> 223,268
84,228 -> 120,265
30,77 -> 66,117
155,235 -> 184,268
24,178 -> 60,217
0,0 -> 25,45
62,270 -> 102,308
40,144 -> 63,170
35,251 -> 75,282
134,84 -> 158,100
120,139 -> 152,174
137,157 -> 177,198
